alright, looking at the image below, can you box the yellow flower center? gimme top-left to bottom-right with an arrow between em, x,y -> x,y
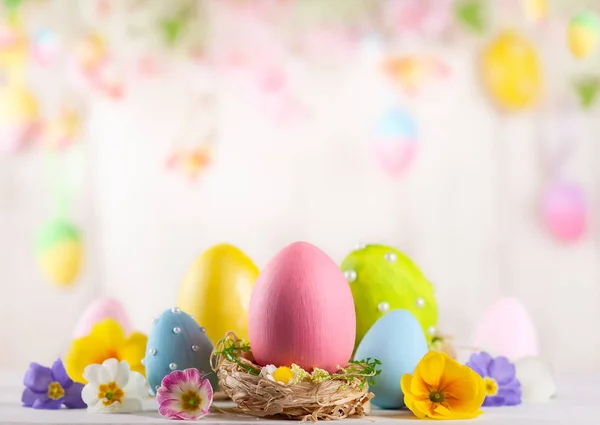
429,391 -> 445,403
93,349 -> 120,366
98,382 -> 125,406
272,366 -> 294,383
181,390 -> 202,412
484,377 -> 498,396
47,382 -> 65,400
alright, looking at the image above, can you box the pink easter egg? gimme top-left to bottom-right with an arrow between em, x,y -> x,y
73,297 -> 132,338
472,297 -> 539,361
372,138 -> 417,177
248,242 -> 356,372
0,121 -> 41,153
541,180 -> 587,242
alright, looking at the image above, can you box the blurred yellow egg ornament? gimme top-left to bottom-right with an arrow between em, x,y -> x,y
0,83 -> 40,152
568,12 -> 600,59
36,219 -> 83,287
0,19 -> 28,69
44,107 -> 82,151
482,30 -> 542,111
177,244 -> 259,344
75,32 -> 106,72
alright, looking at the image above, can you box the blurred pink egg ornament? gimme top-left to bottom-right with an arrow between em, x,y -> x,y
541,180 -> 587,242
73,297 -> 132,338
248,241 -> 356,373
0,84 -> 41,153
44,107 -> 82,151
372,107 -> 418,177
32,29 -> 60,67
473,297 -> 539,361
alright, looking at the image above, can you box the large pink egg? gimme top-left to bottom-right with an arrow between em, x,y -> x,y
248,242 -> 356,372
541,180 -> 587,243
73,297 -> 132,338
472,297 -> 539,361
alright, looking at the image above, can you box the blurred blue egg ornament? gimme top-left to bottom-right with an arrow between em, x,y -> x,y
372,107 -> 417,177
354,309 -> 428,409
144,308 -> 217,395
33,29 -> 59,67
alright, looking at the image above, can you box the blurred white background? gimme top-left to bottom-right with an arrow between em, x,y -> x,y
1,0 -> 600,376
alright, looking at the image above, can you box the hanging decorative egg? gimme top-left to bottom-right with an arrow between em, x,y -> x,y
248,242 -> 356,373
35,218 -> 83,287
372,106 -> 417,177
0,84 -> 41,153
568,12 -> 600,59
0,20 -> 27,69
73,297 -> 132,338
481,30 -> 542,111
145,308 -> 217,395
44,107 -> 82,151
341,244 -> 437,349
32,28 -> 60,67
541,179 -> 587,243
472,297 -> 539,361
177,244 -> 259,345
75,32 -> 106,73
354,309 -> 428,409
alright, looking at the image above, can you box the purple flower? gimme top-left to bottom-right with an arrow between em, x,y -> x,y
157,368 -> 213,420
466,352 -> 522,407
22,359 -> 86,409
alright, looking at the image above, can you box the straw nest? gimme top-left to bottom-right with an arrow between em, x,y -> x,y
210,332 -> 379,422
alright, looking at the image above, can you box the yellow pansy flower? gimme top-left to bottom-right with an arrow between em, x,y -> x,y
65,319 -> 147,384
401,351 -> 486,420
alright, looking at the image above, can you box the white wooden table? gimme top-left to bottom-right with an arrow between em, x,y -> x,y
1,372 -> 598,424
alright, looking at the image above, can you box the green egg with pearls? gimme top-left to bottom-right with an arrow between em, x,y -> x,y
341,244 -> 438,349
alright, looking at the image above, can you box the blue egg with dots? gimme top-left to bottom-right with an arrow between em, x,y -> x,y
374,107 -> 417,141
144,307 -> 217,395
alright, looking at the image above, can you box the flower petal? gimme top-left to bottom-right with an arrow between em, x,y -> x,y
83,364 -> 109,387
159,402 -> 186,419
24,363 -> 53,393
81,383 -> 99,408
160,370 -> 187,395
101,358 -> 120,382
22,388 -> 39,407
440,359 -> 486,413
123,371 -> 148,400
483,395 -> 506,407
404,393 -> 428,419
32,396 -> 62,410
413,351 -> 446,389
62,382 -> 86,409
183,368 -> 201,384
119,332 -> 147,377
489,357 -> 516,385
514,356 -> 556,403
432,403 -> 483,419
51,359 -> 73,388
465,351 -> 492,378
497,388 -> 522,406
197,379 -> 214,412
114,361 -> 130,389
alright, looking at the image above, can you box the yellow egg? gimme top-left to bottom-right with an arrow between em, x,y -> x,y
568,13 -> 600,59
0,84 -> 38,123
177,244 -> 259,344
481,30 -> 542,111
39,240 -> 83,287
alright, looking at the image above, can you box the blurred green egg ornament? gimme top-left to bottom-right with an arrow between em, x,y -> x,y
36,218 -> 83,287
341,244 -> 437,349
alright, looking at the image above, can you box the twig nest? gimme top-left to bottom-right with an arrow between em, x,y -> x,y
211,333 -> 378,422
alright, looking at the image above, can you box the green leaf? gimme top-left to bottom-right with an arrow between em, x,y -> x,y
3,0 -> 22,10
160,18 -> 184,46
575,78 -> 600,109
455,0 -> 487,34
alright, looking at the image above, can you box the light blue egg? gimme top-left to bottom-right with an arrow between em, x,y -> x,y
354,309 -> 428,409
144,308 -> 217,395
374,108 -> 417,141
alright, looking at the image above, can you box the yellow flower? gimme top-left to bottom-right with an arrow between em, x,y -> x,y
401,351 -> 486,420
65,319 -> 147,384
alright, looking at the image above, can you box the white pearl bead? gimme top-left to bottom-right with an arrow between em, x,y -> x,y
169,363 -> 177,370
201,327 -> 206,333
355,243 -> 366,250
384,252 -> 397,262
152,317 -> 158,325
428,326 -> 436,336
378,302 -> 390,313
141,358 -> 145,365
171,307 -> 181,314
344,270 -> 357,283
191,345 -> 199,351
148,348 -> 157,356
173,327 -> 182,334
416,298 -> 425,308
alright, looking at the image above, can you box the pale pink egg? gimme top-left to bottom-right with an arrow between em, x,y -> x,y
372,138 -> 417,177
248,242 -> 356,372
472,297 -> 539,361
541,180 -> 587,243
73,297 -> 132,338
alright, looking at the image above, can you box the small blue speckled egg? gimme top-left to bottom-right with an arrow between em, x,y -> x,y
144,307 -> 217,395
354,309 -> 428,409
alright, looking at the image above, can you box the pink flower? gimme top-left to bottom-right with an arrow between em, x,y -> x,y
157,369 -> 213,420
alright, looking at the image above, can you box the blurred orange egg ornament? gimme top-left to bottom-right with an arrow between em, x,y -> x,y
75,32 -> 106,73
482,30 -> 542,111
0,20 -> 27,69
44,107 -> 82,151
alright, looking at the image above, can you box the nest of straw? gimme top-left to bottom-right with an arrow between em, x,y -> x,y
210,332 -> 377,422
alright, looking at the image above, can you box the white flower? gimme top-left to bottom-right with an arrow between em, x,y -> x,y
259,365 -> 296,385
81,358 -> 147,413
515,356 -> 557,403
